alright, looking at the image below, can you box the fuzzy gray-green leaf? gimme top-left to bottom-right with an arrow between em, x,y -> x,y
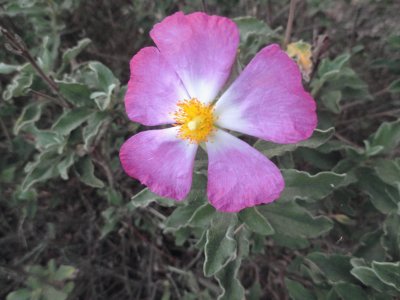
254,128 -> 335,158
238,207 -> 274,235
52,107 -> 93,136
280,169 -> 346,202
203,214 -> 237,277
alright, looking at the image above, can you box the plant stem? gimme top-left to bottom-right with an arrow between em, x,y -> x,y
283,0 -> 298,48
0,118 -> 12,151
0,26 -> 70,108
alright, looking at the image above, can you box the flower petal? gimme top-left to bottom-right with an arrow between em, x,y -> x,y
150,12 -> 239,103
120,127 -> 197,200
125,47 -> 189,126
206,130 -> 284,212
215,44 -> 317,144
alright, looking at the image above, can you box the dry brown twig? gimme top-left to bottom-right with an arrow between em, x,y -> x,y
0,26 -> 71,108
283,0 -> 298,49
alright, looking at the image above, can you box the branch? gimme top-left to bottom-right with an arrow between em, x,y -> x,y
283,0 -> 298,48
0,26 -> 71,108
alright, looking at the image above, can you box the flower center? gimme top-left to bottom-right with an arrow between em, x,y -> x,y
173,98 -> 216,144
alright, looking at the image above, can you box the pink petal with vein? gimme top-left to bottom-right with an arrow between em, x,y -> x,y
215,44 -> 317,144
206,130 -> 284,212
150,12 -> 239,103
125,47 -> 189,125
120,127 -> 197,200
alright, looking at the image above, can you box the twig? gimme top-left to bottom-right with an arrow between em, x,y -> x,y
0,26 -> 70,108
90,120 -> 111,153
334,132 -> 362,149
0,118 -> 12,151
147,246 -> 154,299
29,89 -> 68,108
147,207 -> 167,221
340,99 -> 366,111
283,0 -> 298,48
185,250 -> 203,270
93,155 -> 114,188
266,0 -> 273,25
350,6 -> 362,48
373,88 -> 389,98
337,108 -> 400,126
166,273 -> 182,299
271,5 -> 290,25
234,223 -> 245,235
121,235 -> 134,298
201,0 -> 208,13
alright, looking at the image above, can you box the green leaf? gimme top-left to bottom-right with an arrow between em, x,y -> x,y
42,286 -> 68,300
312,53 -> 370,102
285,278 -> 316,300
6,289 -> 31,300
311,53 -> 351,95
355,229 -> 387,262
254,128 -> 335,158
372,261 -> 400,291
0,63 -> 20,74
100,207 -> 120,238
62,38 -> 91,64
233,16 -> 274,41
53,265 -> 77,281
57,152 -> 76,180
103,188 -> 123,206
90,83 -> 116,110
215,229 -> 249,300
374,159 -> 400,187
382,214 -> 400,260
164,198 -> 205,232
388,78 -> 400,93
163,173 -> 208,230
88,62 -> 119,91
1,165 -> 17,183
321,90 -> 342,113
204,214 -> 237,277
233,16 -> 280,63
351,266 -> 391,293
388,35 -> 400,49
369,119 -> 400,154
2,64 -> 33,101
279,169 -> 346,202
75,156 -> 104,188
13,102 -> 45,134
215,255 -> 244,300
248,282 -> 262,300
356,167 -> 399,214
128,188 -> 164,210
38,35 -> 57,72
174,227 -> 193,246
333,282 -> 369,300
239,207 -> 274,235
273,233 -> 310,249
305,253 -> 355,284
258,201 -> 333,238
318,54 -> 351,80
82,111 -> 109,151
22,151 -> 61,192
52,107 -> 93,136
27,126 -> 65,152
57,81 -> 92,107
187,203 -> 217,228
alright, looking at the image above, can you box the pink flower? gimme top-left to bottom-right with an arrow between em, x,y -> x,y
120,12 -> 317,212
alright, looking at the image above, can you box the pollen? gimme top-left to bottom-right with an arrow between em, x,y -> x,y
173,98 -> 216,144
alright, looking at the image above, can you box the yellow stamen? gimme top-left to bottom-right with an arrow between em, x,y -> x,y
173,98 -> 216,144
287,40 -> 313,81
